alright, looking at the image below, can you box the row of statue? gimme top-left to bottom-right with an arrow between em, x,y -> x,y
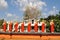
2,20 -> 54,33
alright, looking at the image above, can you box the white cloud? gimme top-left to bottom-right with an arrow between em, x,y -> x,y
49,6 -> 59,16
5,13 -> 20,22
41,13 -> 48,18
6,13 -> 13,17
13,0 -> 46,11
53,6 -> 56,9
0,0 -> 8,9
6,13 -> 19,18
37,1 -> 46,6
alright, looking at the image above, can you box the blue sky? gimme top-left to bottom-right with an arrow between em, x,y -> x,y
0,0 -> 60,22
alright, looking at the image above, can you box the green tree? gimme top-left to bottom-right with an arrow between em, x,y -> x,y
0,19 -> 4,29
40,11 -> 60,32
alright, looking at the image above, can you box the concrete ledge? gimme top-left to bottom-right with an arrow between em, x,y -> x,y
0,32 -> 60,35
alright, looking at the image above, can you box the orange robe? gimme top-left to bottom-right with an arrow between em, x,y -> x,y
21,22 -> 24,32
28,23 -> 31,32
3,23 -> 6,32
9,23 -> 12,32
15,23 -> 18,32
42,22 -> 45,32
50,22 -> 54,32
34,23 -> 38,32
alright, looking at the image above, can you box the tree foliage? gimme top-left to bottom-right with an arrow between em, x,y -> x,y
0,19 -> 4,29
23,6 -> 41,20
42,11 -> 60,32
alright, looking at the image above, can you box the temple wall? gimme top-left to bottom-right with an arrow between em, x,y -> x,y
0,34 -> 60,40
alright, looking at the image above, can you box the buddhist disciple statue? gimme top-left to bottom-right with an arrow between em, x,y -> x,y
34,20 -> 38,32
9,21 -> 13,32
14,22 -> 18,32
41,20 -> 46,32
50,20 -> 54,33
3,21 -> 7,32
